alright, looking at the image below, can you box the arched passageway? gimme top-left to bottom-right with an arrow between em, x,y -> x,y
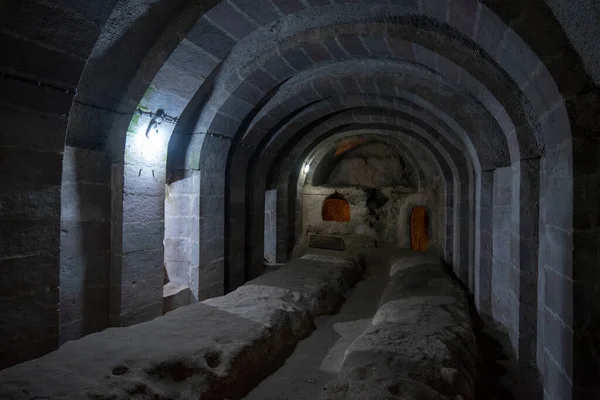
1,1 -> 599,399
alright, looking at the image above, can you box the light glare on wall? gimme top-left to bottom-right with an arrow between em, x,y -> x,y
303,164 -> 310,174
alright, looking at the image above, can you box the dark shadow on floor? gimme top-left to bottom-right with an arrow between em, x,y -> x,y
474,315 -> 543,400
439,261 -> 543,400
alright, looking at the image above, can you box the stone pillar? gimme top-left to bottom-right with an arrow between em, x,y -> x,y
198,134 -> 228,297
59,147 -> 111,343
0,81 -> 72,368
515,159 -> 540,366
477,170 -> 494,315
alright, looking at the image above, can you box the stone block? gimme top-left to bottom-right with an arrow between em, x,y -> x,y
62,146 -> 111,184
231,79 -> 264,105
201,169 -> 226,196
449,0 -> 479,37
61,220 -> 111,258
305,0 -> 329,5
544,267 -> 573,327
151,62 -> 204,104
543,343 -> 573,400
122,221 -> 164,254
166,39 -> 218,81
187,18 -> 236,60
165,194 -> 193,217
120,300 -> 163,327
61,183 -> 110,222
59,285 -> 110,326
0,147 -> 62,186
0,289 -> 59,346
302,42 -> 333,63
164,237 -> 190,263
493,205 -> 512,233
322,38 -> 348,59
0,185 -> 61,220
0,103 -> 66,152
0,75 -> 73,116
59,313 -> 110,346
495,28 -> 540,89
0,328 -> 58,370
206,0 -> 258,40
420,0 -> 449,21
271,0 -> 304,14
123,163 -> 166,196
60,250 -> 111,290
1,0 -> 98,57
119,272 -> 163,312
337,36 -> 369,57
209,112 -> 242,137
360,35 -> 390,56
282,47 -> 313,71
163,283 -> 193,314
0,253 -> 59,299
1,218 -> 59,258
543,176 -> 573,231
164,216 -> 193,239
166,169 -> 198,194
246,68 -> 279,93
199,137 -> 231,171
220,95 -> 254,120
121,247 -> 164,284
231,0 -> 281,25
122,192 -> 164,225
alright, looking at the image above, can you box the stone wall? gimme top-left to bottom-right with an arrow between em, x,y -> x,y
302,182 -> 443,252
164,169 -> 200,301
491,166 -> 519,349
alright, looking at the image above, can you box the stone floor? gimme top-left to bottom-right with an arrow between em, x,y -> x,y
250,246 -> 544,400
474,315 -> 544,400
245,250 -> 390,399
0,245 -> 543,400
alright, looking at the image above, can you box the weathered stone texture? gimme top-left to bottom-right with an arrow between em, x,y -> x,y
0,253 -> 363,399
321,253 -> 476,400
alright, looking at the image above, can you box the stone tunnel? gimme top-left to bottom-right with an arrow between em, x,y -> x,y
1,1 -> 599,399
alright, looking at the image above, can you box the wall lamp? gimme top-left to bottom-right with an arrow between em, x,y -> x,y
134,108 -> 179,139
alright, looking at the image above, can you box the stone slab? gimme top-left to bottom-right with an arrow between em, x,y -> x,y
0,252 -> 363,400
321,251 -> 475,400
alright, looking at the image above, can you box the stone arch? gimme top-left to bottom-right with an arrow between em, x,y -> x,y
3,2 -> 596,396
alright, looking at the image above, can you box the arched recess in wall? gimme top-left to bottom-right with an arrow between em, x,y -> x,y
287,127 -> 449,260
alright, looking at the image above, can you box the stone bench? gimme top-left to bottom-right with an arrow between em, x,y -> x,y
321,252 -> 476,400
0,253 -> 363,400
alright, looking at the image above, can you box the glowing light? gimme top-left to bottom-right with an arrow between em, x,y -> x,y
129,119 -> 166,164
303,164 -> 310,174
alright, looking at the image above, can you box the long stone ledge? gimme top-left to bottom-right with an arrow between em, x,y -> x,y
0,253 -> 364,400
321,251 -> 476,400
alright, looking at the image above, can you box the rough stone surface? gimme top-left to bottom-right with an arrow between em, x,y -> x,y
321,253 -> 475,400
303,181 -> 444,252
0,253 -> 363,399
2,1 -> 598,398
